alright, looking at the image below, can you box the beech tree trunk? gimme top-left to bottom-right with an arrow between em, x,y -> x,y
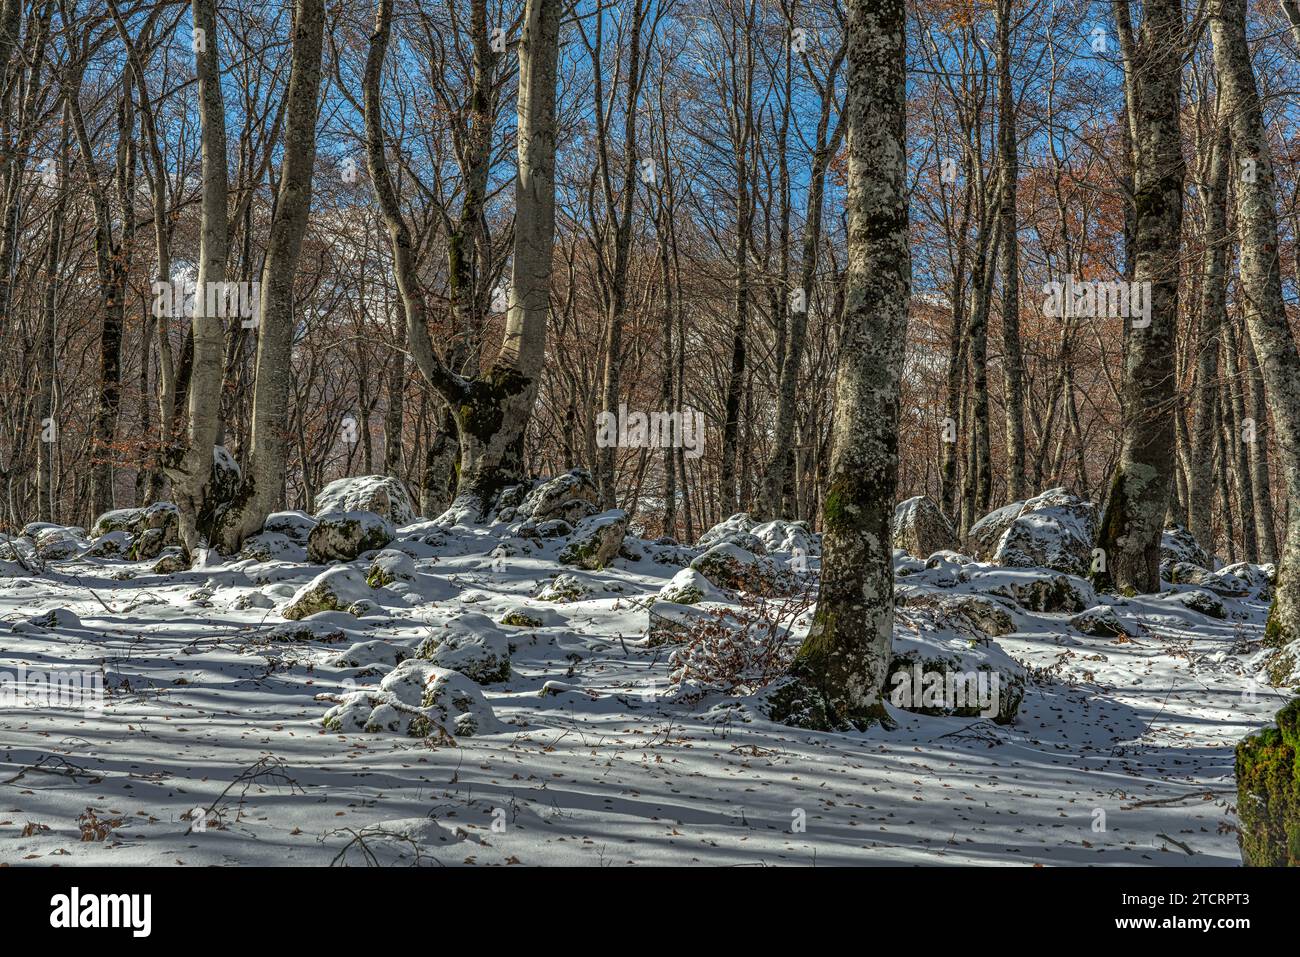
773,0 -> 909,731
216,0 -> 324,551
1210,0 -> 1300,648
1093,0 -> 1184,595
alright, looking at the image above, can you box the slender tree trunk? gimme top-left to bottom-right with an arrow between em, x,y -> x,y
1243,330 -> 1277,562
773,0 -> 909,731
996,0 -> 1025,501
1093,0 -> 1184,595
216,0 -> 324,551
1210,0 -> 1300,647
1188,121 -> 1228,553
170,0 -> 229,559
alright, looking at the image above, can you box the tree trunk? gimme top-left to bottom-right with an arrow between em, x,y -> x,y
1210,0 -> 1300,647
773,0 -> 908,731
1093,0 -> 1184,595
216,0 -> 324,551
996,0 -> 1025,502
171,0 -> 229,558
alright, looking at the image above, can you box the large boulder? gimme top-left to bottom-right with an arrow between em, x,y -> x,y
281,566 -> 372,620
689,542 -> 792,596
322,660 -> 501,738
514,468 -> 599,525
696,513 -> 768,555
967,487 -> 1098,576
313,475 -> 415,527
974,568 -> 1096,614
558,509 -> 628,570
1161,524 -> 1210,571
416,613 -> 511,683
894,496 -> 956,559
307,510 -> 394,563
1235,698 -> 1300,866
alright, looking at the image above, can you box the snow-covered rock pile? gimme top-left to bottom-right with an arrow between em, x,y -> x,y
307,510 -> 394,563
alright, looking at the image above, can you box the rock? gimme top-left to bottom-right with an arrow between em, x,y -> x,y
84,530 -> 131,558
516,468 -> 599,524
646,599 -> 736,647
282,567 -> 372,620
152,549 -> 187,575
416,614 -> 511,683
263,510 -> 317,543
322,660 -> 501,738
967,487 -> 1098,576
10,607 -> 81,633
750,519 -> 817,557
1167,561 -> 1211,585
1071,605 -> 1144,638
1161,524 -> 1210,571
658,567 -> 728,605
31,526 -> 85,561
306,510 -> 394,563
1235,698 -> 1300,866
689,542 -> 791,596
500,609 -> 544,628
977,569 -> 1095,614
238,532 -> 303,563
520,519 -> 572,539
313,475 -> 416,526
1204,562 -> 1272,601
331,640 -> 408,669
939,594 -> 1017,637
265,617 -> 348,643
558,509 -> 628,570
885,607 -> 1027,724
893,496 -> 956,559
1176,589 -> 1228,620
366,548 -> 418,587
535,573 -> 592,602
696,513 -> 768,555
129,527 -> 168,560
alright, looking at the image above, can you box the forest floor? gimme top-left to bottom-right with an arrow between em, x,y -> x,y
0,516 -> 1285,866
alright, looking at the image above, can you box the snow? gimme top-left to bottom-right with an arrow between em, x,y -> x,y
0,513 -> 1288,866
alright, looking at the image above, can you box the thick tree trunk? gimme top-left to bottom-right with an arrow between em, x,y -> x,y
1210,0 -> 1300,648
1093,0 -> 1184,595
1243,331 -> 1278,563
216,0 -> 324,551
772,0 -> 909,731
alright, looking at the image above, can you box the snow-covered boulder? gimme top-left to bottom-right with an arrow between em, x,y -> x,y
751,519 -> 817,556
306,510 -> 394,564
1174,588 -> 1228,620
696,513 -> 768,555
1070,605 -> 1144,638
10,607 -> 81,633
893,496 -> 956,559
416,613 -> 511,683
282,567 -> 372,620
886,607 -> 1027,724
534,573 -> 592,603
559,509 -> 627,570
514,468 -> 599,525
690,542 -> 792,596
263,510 -> 317,543
331,640 -> 408,670
658,567 -> 729,605
938,593 -> 1018,638
313,475 -> 415,527
84,530 -> 131,558
1160,524 -> 1210,571
1202,562 -> 1272,601
90,501 -> 180,550
29,526 -> 85,561
366,548 -> 418,587
239,532 -> 304,563
974,568 -> 1095,614
321,660 -> 501,738
967,488 -> 1098,576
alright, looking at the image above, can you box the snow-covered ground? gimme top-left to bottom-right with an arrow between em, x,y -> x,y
0,501 -> 1286,866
